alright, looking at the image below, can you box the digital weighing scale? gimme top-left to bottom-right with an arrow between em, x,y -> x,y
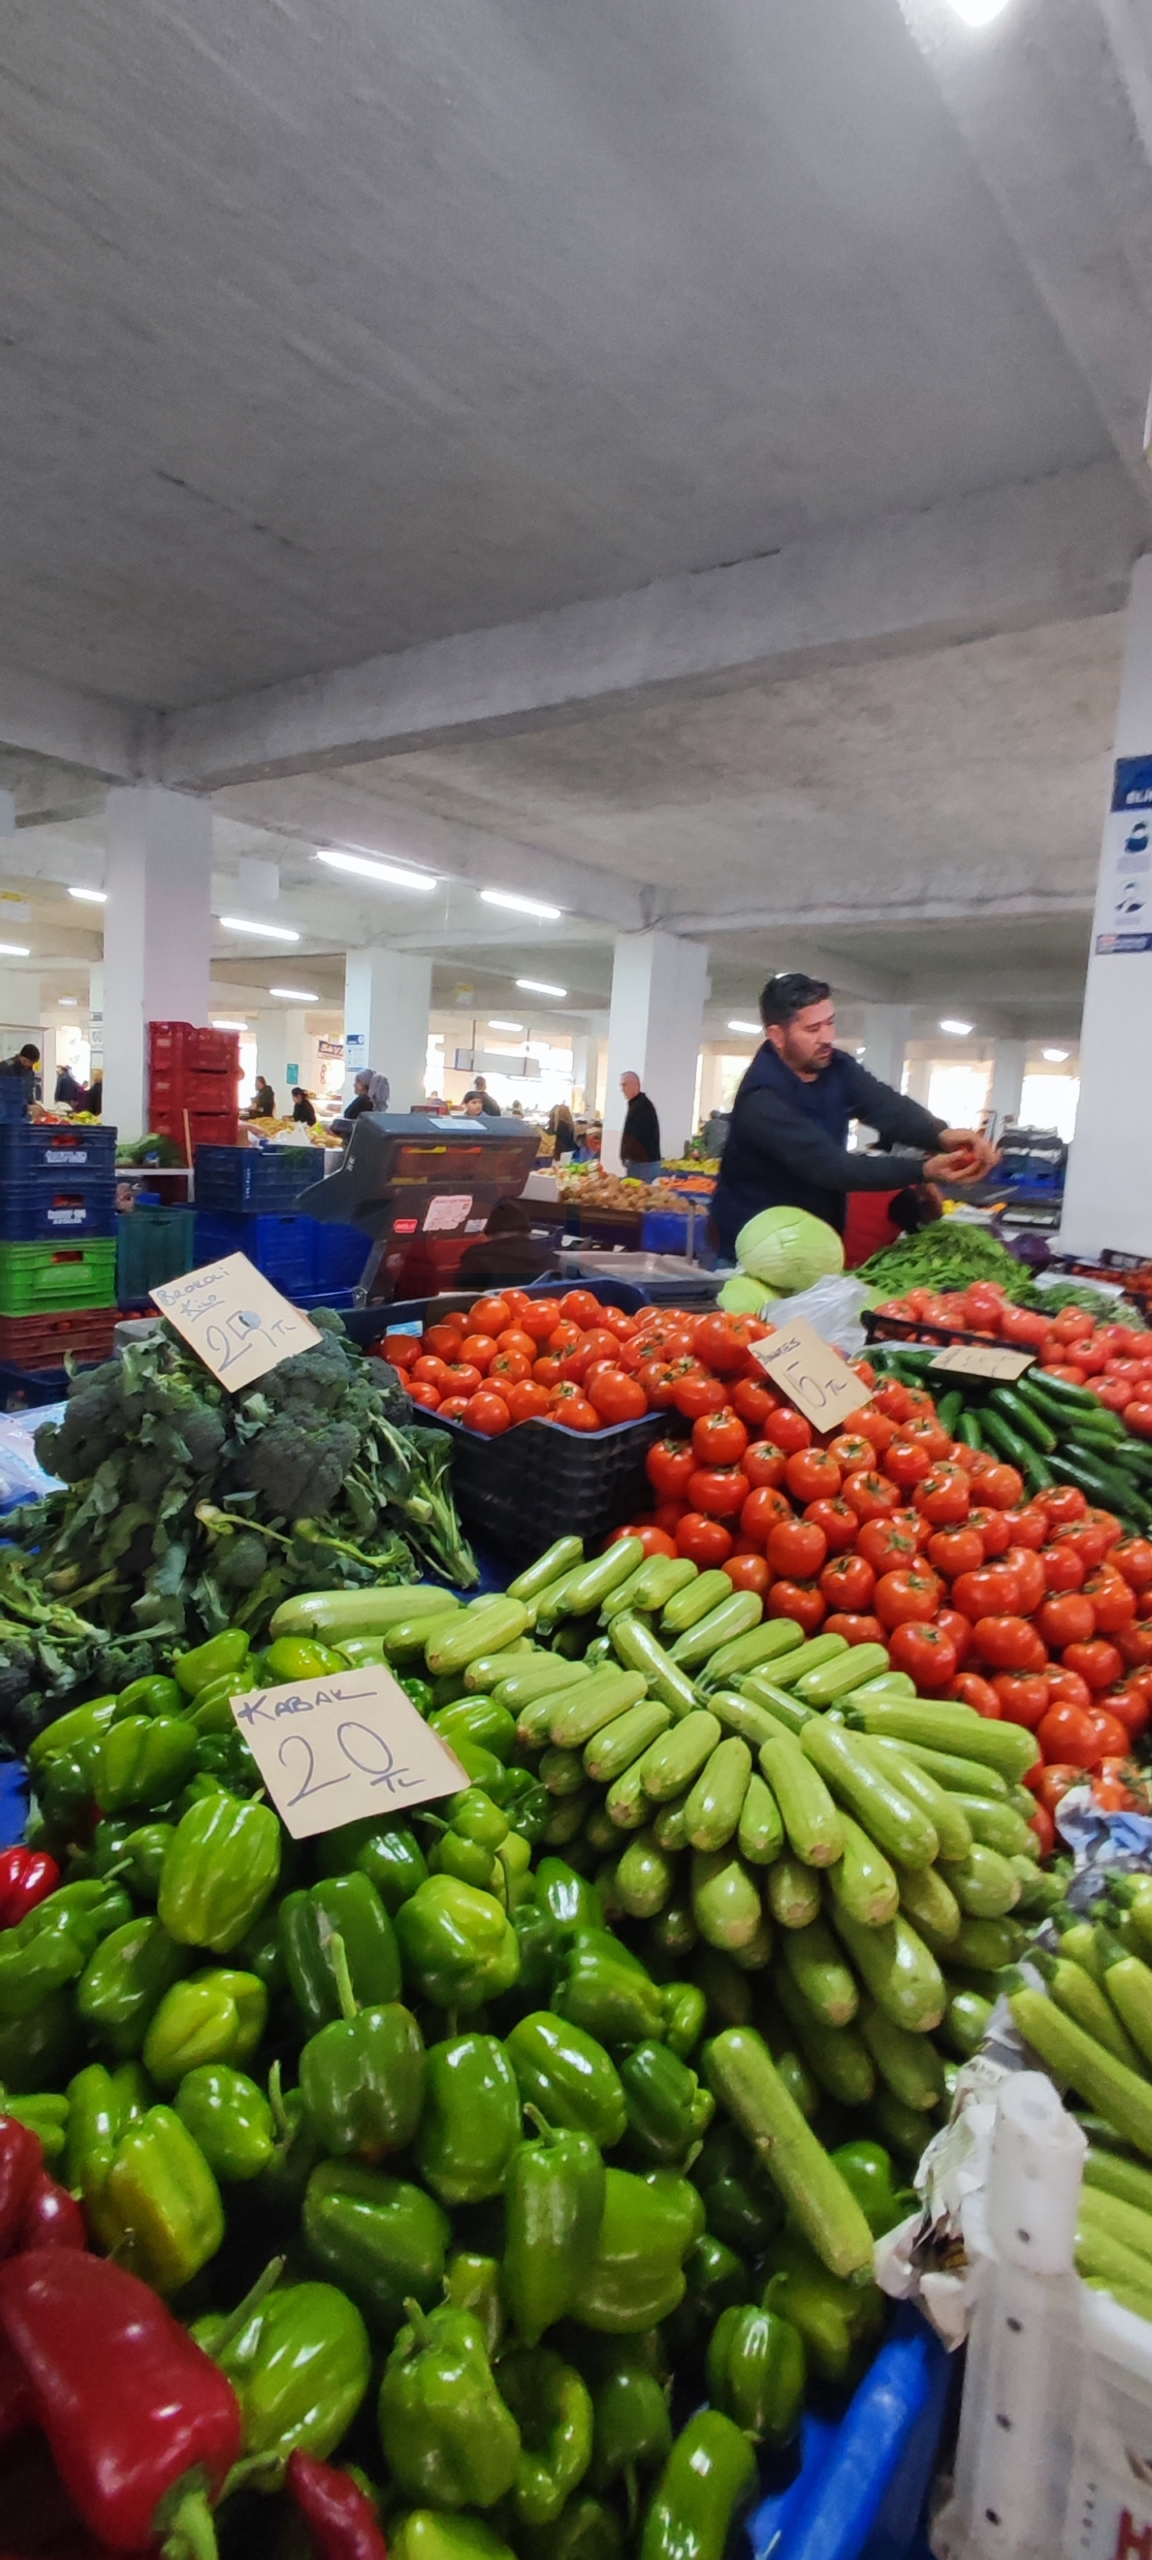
296,1113 -> 545,1304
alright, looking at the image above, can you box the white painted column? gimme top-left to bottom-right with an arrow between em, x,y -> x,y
602,932 -> 708,1173
988,1040 -> 1026,1131
343,949 -> 432,1111
88,962 -> 105,1082
903,1057 -> 933,1108
859,1005 -> 912,1094
254,1012 -> 311,1116
103,786 -> 213,1142
1063,552 -> 1152,1253
569,1034 -> 592,1114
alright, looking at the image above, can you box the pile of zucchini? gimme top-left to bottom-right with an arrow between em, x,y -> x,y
869,1343 -> 1152,1530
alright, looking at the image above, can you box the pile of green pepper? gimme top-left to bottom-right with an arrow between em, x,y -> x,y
1,1561 -> 934,2560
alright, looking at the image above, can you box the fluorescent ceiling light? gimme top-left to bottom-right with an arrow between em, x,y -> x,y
219,916 -> 300,943
516,978 -> 567,998
270,987 -> 320,1003
1042,1048 -> 1070,1063
948,0 -> 1011,24
0,943 -> 30,958
481,888 -> 564,920
316,850 -> 437,893
727,1019 -> 762,1036
212,1018 -> 249,1032
68,886 -> 106,905
488,1018 -> 524,1033
60,997 -> 78,1007
939,1018 -> 973,1036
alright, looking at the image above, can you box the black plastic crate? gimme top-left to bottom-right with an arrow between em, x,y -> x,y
193,1145 -> 317,1211
434,1405 -> 667,1564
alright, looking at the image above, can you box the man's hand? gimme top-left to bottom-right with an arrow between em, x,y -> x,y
925,1129 -> 1001,1185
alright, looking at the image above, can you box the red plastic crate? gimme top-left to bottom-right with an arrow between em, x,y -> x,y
149,1069 -> 242,1116
150,1108 -> 240,1163
0,1307 -> 119,1367
148,1022 -> 240,1077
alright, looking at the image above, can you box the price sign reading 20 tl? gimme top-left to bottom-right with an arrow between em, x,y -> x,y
751,1316 -> 873,1434
230,1668 -> 467,1840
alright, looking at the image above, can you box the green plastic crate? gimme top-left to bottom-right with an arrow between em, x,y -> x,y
116,1207 -> 195,1306
0,1239 -> 118,1315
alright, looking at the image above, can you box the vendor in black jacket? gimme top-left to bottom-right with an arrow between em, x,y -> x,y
712,974 -> 998,1261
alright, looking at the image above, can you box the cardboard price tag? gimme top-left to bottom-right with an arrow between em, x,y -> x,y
928,1345 -> 1035,1381
751,1316 -> 873,1431
151,1253 -> 322,1392
230,1666 -> 468,1840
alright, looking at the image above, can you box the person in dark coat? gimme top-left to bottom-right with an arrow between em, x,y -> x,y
619,1072 -> 661,1175
711,974 -> 998,1261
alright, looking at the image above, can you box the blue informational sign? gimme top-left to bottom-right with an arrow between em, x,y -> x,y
1097,761 -> 1152,948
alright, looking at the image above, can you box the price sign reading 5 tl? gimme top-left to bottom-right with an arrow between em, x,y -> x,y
751,1317 -> 873,1433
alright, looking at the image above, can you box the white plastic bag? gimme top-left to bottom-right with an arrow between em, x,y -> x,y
0,1403 -> 64,1510
767,1275 -> 875,1359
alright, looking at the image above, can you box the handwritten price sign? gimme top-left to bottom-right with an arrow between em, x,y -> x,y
230,1667 -> 468,1839
151,1254 -> 322,1393
929,1345 -> 1035,1382
751,1316 -> 873,1432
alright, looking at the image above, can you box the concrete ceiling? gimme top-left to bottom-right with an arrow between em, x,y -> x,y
0,0 -> 1151,1043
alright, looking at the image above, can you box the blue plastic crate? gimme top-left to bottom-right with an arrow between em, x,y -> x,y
748,2308 -> 950,2560
194,1144 -> 317,1211
0,1176 -> 117,1243
641,1209 -> 694,1253
0,1076 -> 33,1121
310,1221 -> 368,1291
0,1123 -> 117,1178
194,1209 -> 316,1295
294,1286 -> 356,1312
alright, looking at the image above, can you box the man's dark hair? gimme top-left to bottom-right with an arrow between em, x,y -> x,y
18,1044 -> 40,1064
759,974 -> 831,1030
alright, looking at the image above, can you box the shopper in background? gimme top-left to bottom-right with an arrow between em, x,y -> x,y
472,1076 -> 502,1117
0,1042 -> 40,1090
83,1075 -> 103,1117
344,1069 -> 390,1123
548,1099 -> 576,1155
54,1062 -> 85,1107
619,1071 -> 661,1178
458,1198 -> 554,1284
711,973 -> 998,1259
246,1075 -> 276,1119
461,1090 -> 487,1118
291,1088 -> 317,1126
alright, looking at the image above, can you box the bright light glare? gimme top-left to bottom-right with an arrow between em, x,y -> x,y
727,1019 -> 762,1036
68,886 -> 106,905
212,1019 -> 249,1032
1043,1047 -> 1070,1063
219,916 -> 300,943
0,943 -> 30,957
939,1019 -> 973,1037
516,978 -> 567,998
481,889 -> 563,920
59,997 -> 78,1008
948,0 -> 1012,24
488,1019 -> 524,1032
316,850 -> 438,893
270,987 -> 320,1003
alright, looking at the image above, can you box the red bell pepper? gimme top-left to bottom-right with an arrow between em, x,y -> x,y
284,2452 -> 389,2560
16,2165 -> 87,2254
0,2117 -> 44,2257
0,2323 -> 34,2446
0,2249 -> 242,2557
0,1847 -> 60,1930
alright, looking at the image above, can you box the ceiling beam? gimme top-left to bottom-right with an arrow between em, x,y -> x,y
667,890 -> 1095,936
157,460 -> 1145,791
0,667 -> 142,782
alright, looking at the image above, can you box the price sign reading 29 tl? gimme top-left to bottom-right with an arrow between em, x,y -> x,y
230,1667 -> 468,1840
751,1315 -> 873,1434
151,1254 -> 322,1394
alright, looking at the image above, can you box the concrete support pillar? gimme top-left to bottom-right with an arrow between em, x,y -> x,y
1063,551 -> 1152,1253
860,1005 -> 912,1094
602,931 -> 708,1173
988,1040 -> 1026,1132
254,1012 -> 311,1116
569,1034 -> 592,1114
903,1057 -> 933,1107
88,963 -> 105,1079
343,948 -> 432,1111
103,786 -> 212,1142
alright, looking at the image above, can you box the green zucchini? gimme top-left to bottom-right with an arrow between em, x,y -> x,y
829,1906 -> 947,2035
768,1634 -> 849,1689
766,1854 -> 822,1931
507,1537 -> 585,1603
704,2026 -> 876,2278
824,1811 -> 900,1928
799,1719 -> 939,1869
858,2001 -> 946,2112
1011,1986 -> 1152,2159
948,1844 -> 1022,1921
795,1644 -> 891,1708
684,1739 -> 754,1854
780,1916 -> 859,2027
758,1732 -> 844,1869
660,1570 -> 734,1636
845,1697 -> 1039,1780
634,1709 -> 722,1803
859,1738 -> 974,1861
584,1700 -> 671,1784
668,1591 -> 764,1671
609,1615 -> 699,1718
773,1967 -> 876,2108
738,1772 -> 785,1866
697,1619 -> 805,1692
896,1860 -> 962,1944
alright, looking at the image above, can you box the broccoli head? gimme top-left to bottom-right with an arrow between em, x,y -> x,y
213,1530 -> 270,1593
180,1406 -> 228,1475
230,1416 -> 360,1521
35,1378 -> 124,1483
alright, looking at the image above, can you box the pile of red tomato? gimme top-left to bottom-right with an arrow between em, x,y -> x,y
876,1284 -> 1152,1438
379,1292 -> 773,1438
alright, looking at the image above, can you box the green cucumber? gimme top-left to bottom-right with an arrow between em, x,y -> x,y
539,1746 -> 587,1796
848,1672 -> 916,1700
956,1411 -> 984,1450
758,1733 -> 844,1869
1098,1950 -> 1152,2069
987,1387 -> 1056,1453
652,1795 -> 691,1854
979,1410 -> 1034,1472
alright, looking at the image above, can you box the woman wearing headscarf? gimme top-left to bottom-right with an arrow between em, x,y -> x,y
343,1069 -> 390,1123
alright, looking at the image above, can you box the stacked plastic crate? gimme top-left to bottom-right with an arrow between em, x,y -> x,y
0,1108 -> 120,1376
146,1022 -> 241,1159
192,1146 -> 367,1305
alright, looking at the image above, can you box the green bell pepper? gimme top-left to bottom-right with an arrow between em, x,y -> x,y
157,1792 -> 281,1953
120,1822 -> 176,1902
519,2502 -> 623,2560
505,2013 -> 627,2150
303,2159 -> 450,2339
142,1966 -> 268,2088
500,2347 -> 594,2528
705,2298 -> 806,2447
64,2060 -> 150,2211
662,1982 -> 707,2062
175,2062 -> 277,2180
116,1674 -> 184,1718
552,1930 -> 667,2049
28,1693 -> 123,1771
378,2298 -> 522,2511
760,2233 -> 884,2386
535,1859 -> 604,1940
681,2232 -> 748,2328
0,2089 -> 69,2159
279,1873 -> 401,2032
444,2251 -> 503,2358
315,1815 -> 429,1912
173,1628 -> 250,1695
503,2111 -> 607,2345
571,2168 -> 699,2333
75,1915 -> 191,2057
0,1990 -> 79,2093
99,2101 -> 225,2294
0,1885 -> 129,2021
33,1748 -> 94,1851
194,2269 -> 371,2471
391,2514 -> 516,2560
298,1930 -> 425,2164
619,2043 -> 713,2165
264,1635 -> 347,1681
395,1876 -> 519,2013
586,2344 -> 673,2519
830,2138 -> 916,2237
509,1900 -> 559,2002
414,2032 -> 521,2206
185,1675 -> 248,1738
639,2411 -> 757,2560
91,1714 -> 198,1815
430,1701 -> 518,1765
693,2123 -> 781,2257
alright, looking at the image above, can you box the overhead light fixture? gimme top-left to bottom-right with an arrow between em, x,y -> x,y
316,850 -> 437,893
218,916 -> 300,943
488,1019 -> 524,1033
0,943 -> 30,958
939,1019 -> 973,1037
59,997 -> 78,1008
481,889 -> 564,920
727,1019 -> 762,1036
1042,1048 -> 1070,1063
211,1018 -> 249,1032
68,887 -> 106,905
516,978 -> 567,998
947,0 -> 1011,24
270,987 -> 320,1003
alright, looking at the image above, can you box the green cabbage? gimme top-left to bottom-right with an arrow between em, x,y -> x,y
718,1273 -> 778,1316
735,1206 -> 844,1292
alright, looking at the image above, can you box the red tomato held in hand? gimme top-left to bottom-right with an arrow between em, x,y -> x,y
676,1513 -> 734,1568
462,1389 -> 511,1434
722,1553 -> 770,1596
991,1671 -> 1049,1729
767,1517 -> 828,1579
692,1408 -> 749,1465
687,1467 -> 751,1519
824,1612 -> 886,1646
804,1497 -> 860,1554
740,1485 -> 792,1546
768,1579 -> 826,1633
821,1553 -> 877,1613
951,1671 -> 1002,1717
874,1567 -> 942,1630
1062,1638 -> 1125,1692
888,1621 -> 958,1688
